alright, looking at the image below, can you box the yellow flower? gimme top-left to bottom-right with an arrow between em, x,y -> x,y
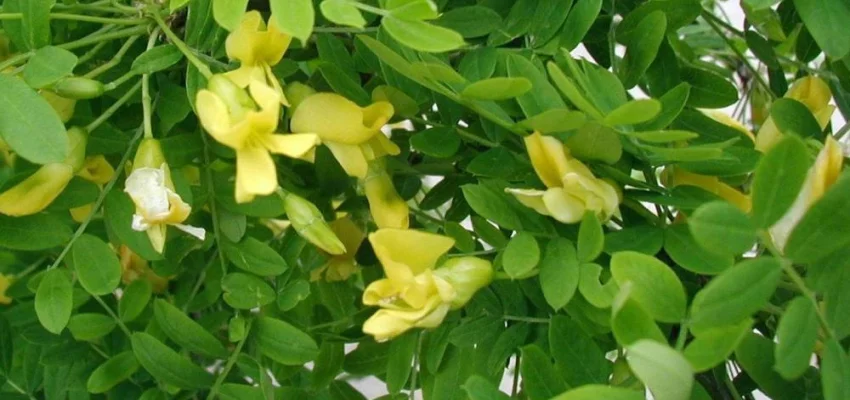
0,127 -> 87,216
225,10 -> 292,104
71,155 -> 117,222
119,245 -> 169,293
506,132 -> 619,224
702,110 -> 755,142
664,167 -> 752,212
770,137 -> 843,251
0,273 -> 13,305
362,229 -> 492,341
310,217 -> 365,282
41,90 -> 76,123
363,160 -> 409,229
124,139 -> 205,254
290,93 -> 397,179
756,76 -> 835,153
197,76 -> 319,203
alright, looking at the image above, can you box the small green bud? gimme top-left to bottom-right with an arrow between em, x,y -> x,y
133,138 -> 166,170
52,77 -> 105,100
207,74 -> 255,120
281,191 -> 346,255
435,257 -> 493,309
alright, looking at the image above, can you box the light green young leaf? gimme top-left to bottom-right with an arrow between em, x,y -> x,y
688,201 -> 757,256
627,340 -> 694,400
23,46 -> 78,89
130,45 -> 184,75
785,174 -> 850,263
578,212 -> 604,262
539,238 -> 580,310
506,53 -> 566,117
0,74 -> 68,164
517,109 -> 586,133
578,263 -> 618,308
35,269 -> 73,335
774,296 -> 819,380
792,0 -> 850,59
664,224 -> 734,275
320,0 -> 366,28
212,0 -> 248,31
382,18 -> 465,53
611,285 -> 667,346
564,122 -> 622,164
551,385 -> 644,400
603,99 -> 662,126
822,338 -> 850,400
461,77 -> 532,101
610,251 -> 686,323
502,232 -> 540,279
386,0 -> 439,20
70,234 -> 122,296
683,319 -> 752,372
67,313 -> 116,341
751,135 -> 811,228
270,0 -> 315,44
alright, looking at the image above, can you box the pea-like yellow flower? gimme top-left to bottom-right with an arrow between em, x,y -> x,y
663,167 -> 752,212
756,76 -> 835,153
197,76 -> 319,203
362,229 -> 493,341
41,90 -> 76,123
225,10 -> 292,104
0,273 -> 13,305
506,132 -> 619,224
290,93 -> 398,179
119,245 -> 169,293
0,127 -> 87,216
124,139 -> 205,254
770,137 -> 843,251
310,217 -> 365,282
70,155 -> 117,222
363,160 -> 409,229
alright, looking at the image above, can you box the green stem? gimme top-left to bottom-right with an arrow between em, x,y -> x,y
207,318 -> 253,400
351,2 -> 389,16
702,11 -> 776,99
0,373 -> 36,400
85,35 -> 141,78
408,333 -> 423,400
61,25 -> 150,50
93,295 -> 133,337
49,123 -> 144,271
502,315 -> 550,324
141,29 -> 160,139
675,322 -> 689,351
716,366 -> 744,399
86,80 -> 142,131
200,133 -> 229,276
701,9 -> 745,38
149,10 -> 213,79
0,12 -> 145,24
511,354 -> 521,397
76,40 -> 111,66
314,26 -> 378,33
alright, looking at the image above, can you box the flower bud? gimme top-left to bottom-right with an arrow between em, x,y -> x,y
281,191 -> 346,255
206,74 -> 256,121
133,138 -> 167,170
0,163 -> 74,216
65,127 -> 88,171
363,161 -> 409,229
435,257 -> 493,309
52,77 -> 105,100
0,273 -> 13,304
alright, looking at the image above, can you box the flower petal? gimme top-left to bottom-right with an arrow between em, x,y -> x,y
236,146 -> 277,201
196,90 -> 237,144
0,164 -> 74,216
505,188 -> 549,216
261,133 -> 319,158
174,223 -> 206,241
524,132 -> 571,188
369,229 -> 455,278
325,142 -> 368,178
290,93 -> 378,144
542,187 -> 586,224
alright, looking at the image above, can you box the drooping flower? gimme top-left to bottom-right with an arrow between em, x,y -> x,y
118,245 -> 169,292
310,217 -> 365,282
363,159 -> 409,229
0,273 -> 13,305
770,137 -> 843,251
224,10 -> 292,104
362,229 -> 492,341
506,132 -> 620,224
196,75 -> 318,203
124,138 -> 205,253
664,167 -> 752,212
70,155 -> 117,222
756,76 -> 835,153
290,93 -> 397,179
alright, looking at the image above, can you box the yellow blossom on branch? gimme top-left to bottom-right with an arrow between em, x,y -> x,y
310,217 -> 365,282
225,10 -> 292,104
756,76 -> 835,153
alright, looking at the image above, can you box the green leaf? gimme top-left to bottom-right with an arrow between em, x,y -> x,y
822,338 -> 850,400
86,352 -> 140,393
547,61 -> 603,119
638,83 -> 691,131
735,333 -> 806,400
774,296 -> 819,380
770,98 -> 824,139
539,238 -> 580,310
311,341 -> 344,388
604,99 -> 662,126
564,122 -> 623,164
320,0 -> 366,28
689,257 -> 781,334
270,0 -> 314,44
681,67 -> 738,109
463,375 -> 511,400
610,251 -> 686,323
119,279 -> 152,322
461,77 -> 532,100
528,0 -> 573,46
0,214 -> 71,251
503,232 -> 540,279
35,269 -> 73,335
104,191 -> 162,260
549,315 -> 611,386
223,237 -> 288,277
130,45 -> 184,75
254,316 -> 319,365
69,234 -> 121,296
153,299 -> 228,359
517,109 -> 587,134
466,147 -> 525,179
551,385 -> 644,400
212,0 -> 248,31
619,12 -> 667,89
520,344 -> 568,400
410,127 -> 461,158
434,6 -> 501,38
578,212 -> 604,262
604,225 -> 664,256
506,53 -> 566,117
386,0 -> 439,20
752,136 -> 811,228
793,0 -> 850,58
578,263 -> 618,308
448,315 -> 504,347
663,224 -> 734,275
221,272 -> 276,309
382,18 -> 465,53
611,287 -> 666,346
131,332 -> 214,389
462,184 -> 522,230
683,319 -> 752,372
559,0 -> 603,50
67,313 -> 116,341
386,331 -> 417,393
624,130 -> 698,143
786,174 -> 850,263
626,340 -> 693,400
0,74 -> 68,164
11,0 -> 53,49
23,46 -> 77,89
688,201 -> 757,255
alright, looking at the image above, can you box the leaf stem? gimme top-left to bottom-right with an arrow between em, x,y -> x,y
200,133 -> 229,276
85,35 -> 141,78
408,332 -> 423,399
149,9 -> 213,79
142,28 -> 160,139
502,315 -> 550,324
86,80 -> 143,132
206,318 -> 253,400
93,295 -> 133,337
0,373 -> 36,400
